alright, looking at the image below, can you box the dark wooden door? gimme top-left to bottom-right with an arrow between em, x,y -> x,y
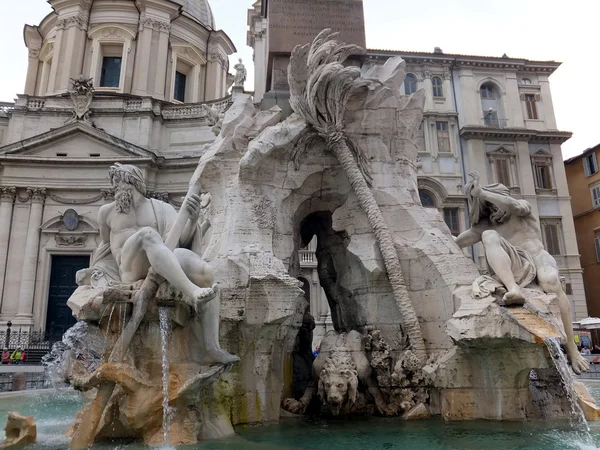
46,255 -> 89,341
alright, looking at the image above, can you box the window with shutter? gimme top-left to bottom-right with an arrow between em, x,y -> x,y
592,185 -> 600,208
524,94 -> 538,120
443,208 -> 460,235
534,163 -> 552,189
584,153 -> 598,177
495,159 -> 511,186
436,121 -> 450,152
595,237 -> 600,263
544,224 -> 560,255
540,219 -> 563,256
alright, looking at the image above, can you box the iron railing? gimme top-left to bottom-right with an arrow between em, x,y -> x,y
482,116 -> 508,129
0,322 -> 62,365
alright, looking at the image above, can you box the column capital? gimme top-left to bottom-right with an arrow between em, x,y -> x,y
56,13 -> 88,31
0,187 -> 16,203
139,17 -> 171,33
26,188 -> 46,204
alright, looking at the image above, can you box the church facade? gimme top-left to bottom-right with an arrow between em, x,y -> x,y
0,0 -> 235,334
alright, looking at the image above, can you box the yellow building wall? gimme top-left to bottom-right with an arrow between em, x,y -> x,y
566,146 -> 600,317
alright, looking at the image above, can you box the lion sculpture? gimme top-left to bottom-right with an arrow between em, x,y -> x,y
282,330 -> 392,416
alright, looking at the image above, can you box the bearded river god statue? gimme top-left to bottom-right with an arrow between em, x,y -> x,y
454,171 -> 589,374
66,163 -> 239,449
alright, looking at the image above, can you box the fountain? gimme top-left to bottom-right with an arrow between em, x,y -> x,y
4,29 -> 600,449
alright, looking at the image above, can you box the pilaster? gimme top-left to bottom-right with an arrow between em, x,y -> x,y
153,21 -> 171,100
538,75 -> 557,130
457,68 -> 478,126
132,18 -> 154,95
205,51 -> 227,101
515,139 -> 536,196
24,49 -> 41,96
14,188 -> 46,327
0,188 -> 16,310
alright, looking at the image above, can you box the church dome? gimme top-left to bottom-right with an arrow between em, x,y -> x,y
173,0 -> 216,29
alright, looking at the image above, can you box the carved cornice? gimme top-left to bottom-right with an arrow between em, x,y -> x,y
47,189 -> 114,205
0,187 -> 16,203
460,126 -> 572,144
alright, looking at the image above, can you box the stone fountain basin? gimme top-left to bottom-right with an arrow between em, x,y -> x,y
2,386 -> 600,449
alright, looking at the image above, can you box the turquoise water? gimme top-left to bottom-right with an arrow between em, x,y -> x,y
2,386 -> 600,450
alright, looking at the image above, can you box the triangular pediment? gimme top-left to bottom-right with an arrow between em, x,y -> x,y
0,122 -> 156,160
487,145 -> 515,155
532,148 -> 552,157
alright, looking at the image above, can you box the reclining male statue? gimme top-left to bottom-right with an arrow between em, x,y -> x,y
454,171 -> 589,374
81,163 -> 238,365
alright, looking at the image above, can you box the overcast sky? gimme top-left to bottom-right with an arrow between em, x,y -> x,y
0,0 -> 597,159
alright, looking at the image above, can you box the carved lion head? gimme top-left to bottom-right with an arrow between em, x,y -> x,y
317,356 -> 359,415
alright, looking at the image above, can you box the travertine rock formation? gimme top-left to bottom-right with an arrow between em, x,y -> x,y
0,412 -> 36,449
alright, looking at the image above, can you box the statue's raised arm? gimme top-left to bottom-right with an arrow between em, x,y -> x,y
461,171 -> 589,374
465,171 -> 530,221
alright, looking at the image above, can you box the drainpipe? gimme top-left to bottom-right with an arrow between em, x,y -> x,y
450,59 -> 475,262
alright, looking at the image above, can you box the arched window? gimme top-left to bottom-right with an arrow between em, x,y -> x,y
432,77 -> 443,98
419,190 -> 436,207
520,78 -> 532,85
480,83 -> 495,99
404,74 -> 417,94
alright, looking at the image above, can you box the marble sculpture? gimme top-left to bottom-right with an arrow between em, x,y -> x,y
58,27 -> 599,449
455,171 -> 589,374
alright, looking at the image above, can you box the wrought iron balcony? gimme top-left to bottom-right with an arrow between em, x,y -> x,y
482,116 -> 508,129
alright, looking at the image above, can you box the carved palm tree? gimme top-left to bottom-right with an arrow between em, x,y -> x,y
288,29 -> 426,363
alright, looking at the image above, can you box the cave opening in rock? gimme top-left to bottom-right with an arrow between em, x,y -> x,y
298,211 -> 368,334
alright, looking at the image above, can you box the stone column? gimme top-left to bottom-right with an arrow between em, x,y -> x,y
0,188 -> 16,304
14,188 -> 46,327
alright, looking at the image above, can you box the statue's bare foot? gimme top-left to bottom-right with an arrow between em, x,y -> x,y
203,348 -> 240,365
569,350 -> 590,374
193,284 -> 219,312
499,286 -> 525,306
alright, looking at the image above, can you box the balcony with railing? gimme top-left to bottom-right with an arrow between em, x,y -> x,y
299,249 -> 317,268
482,115 -> 508,129
0,102 -> 14,117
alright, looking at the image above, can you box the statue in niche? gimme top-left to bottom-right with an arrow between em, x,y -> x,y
233,58 -> 246,88
81,163 -> 238,365
454,171 -> 589,374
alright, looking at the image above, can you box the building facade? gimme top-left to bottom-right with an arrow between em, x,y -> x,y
565,144 -> 600,317
0,0 -> 235,335
247,1 -> 588,336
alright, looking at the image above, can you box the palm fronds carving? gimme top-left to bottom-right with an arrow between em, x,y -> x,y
287,29 -> 427,364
